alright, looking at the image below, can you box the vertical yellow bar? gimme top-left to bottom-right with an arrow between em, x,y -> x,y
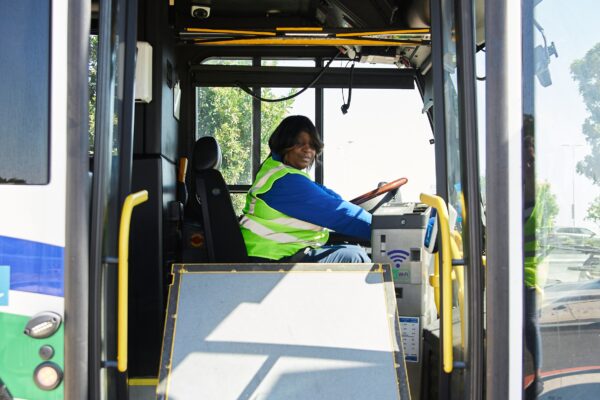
455,265 -> 465,352
118,190 -> 148,373
430,253 -> 441,316
420,193 -> 454,373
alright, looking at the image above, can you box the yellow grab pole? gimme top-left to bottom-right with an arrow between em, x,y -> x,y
455,264 -> 465,352
420,193 -> 453,373
429,252 -> 441,317
449,230 -> 466,352
118,190 -> 149,373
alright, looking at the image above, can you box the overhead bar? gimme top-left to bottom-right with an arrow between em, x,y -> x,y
191,37 -> 429,47
184,27 -> 430,36
189,65 -> 415,89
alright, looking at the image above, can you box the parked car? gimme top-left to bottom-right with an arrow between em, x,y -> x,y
550,226 -> 597,245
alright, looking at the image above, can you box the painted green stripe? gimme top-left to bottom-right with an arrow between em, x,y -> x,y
0,312 -> 64,399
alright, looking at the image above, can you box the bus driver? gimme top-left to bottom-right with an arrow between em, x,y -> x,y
239,115 -> 372,263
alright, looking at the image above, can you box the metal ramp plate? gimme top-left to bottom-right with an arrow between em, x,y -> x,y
157,263 -> 410,399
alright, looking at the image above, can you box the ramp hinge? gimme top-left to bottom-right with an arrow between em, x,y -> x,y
102,360 -> 118,369
102,256 -> 119,265
453,361 -> 467,369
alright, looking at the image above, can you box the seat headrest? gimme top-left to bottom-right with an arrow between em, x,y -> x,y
193,136 -> 222,172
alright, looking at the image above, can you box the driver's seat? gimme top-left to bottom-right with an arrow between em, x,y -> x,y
188,136 -> 248,263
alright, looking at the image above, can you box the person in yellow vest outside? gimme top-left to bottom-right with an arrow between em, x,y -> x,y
523,134 -> 549,398
240,115 -> 372,263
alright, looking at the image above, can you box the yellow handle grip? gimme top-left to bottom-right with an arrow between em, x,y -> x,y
118,190 -> 149,373
455,265 -> 465,352
429,253 -> 441,317
420,193 -> 453,373
450,230 -> 466,353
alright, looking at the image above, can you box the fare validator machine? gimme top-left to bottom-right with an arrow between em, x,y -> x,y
371,201 -> 437,400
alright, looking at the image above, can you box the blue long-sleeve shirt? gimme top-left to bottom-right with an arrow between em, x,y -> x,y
259,156 -> 372,240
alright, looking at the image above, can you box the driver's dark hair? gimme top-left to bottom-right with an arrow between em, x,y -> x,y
268,115 -> 324,157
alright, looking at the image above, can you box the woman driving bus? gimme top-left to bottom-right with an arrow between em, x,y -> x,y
239,115 -> 372,263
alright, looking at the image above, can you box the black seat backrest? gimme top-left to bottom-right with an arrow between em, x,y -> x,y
190,136 -> 248,263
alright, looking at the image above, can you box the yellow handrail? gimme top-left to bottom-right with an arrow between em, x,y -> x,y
118,190 -> 149,373
455,264 -> 465,352
429,253 -> 441,316
449,230 -> 466,352
420,193 -> 453,373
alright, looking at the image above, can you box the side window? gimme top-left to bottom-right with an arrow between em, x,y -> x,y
195,58 -> 254,187
323,88 -> 435,202
0,1 -> 50,184
524,2 -> 600,397
195,58 -> 315,214
196,86 -> 253,186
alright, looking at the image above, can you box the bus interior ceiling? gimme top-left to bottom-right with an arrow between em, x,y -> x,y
96,0 -> 483,381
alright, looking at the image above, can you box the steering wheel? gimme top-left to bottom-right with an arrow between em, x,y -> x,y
327,177 -> 408,245
350,177 -> 408,213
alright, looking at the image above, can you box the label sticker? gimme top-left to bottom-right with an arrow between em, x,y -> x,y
399,316 -> 420,362
0,265 -> 10,306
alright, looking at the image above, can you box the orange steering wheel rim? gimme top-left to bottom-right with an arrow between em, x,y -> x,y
350,177 -> 408,205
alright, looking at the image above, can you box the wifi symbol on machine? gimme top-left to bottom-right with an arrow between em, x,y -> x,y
387,249 -> 410,268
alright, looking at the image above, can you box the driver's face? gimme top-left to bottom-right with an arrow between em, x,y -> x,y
283,131 -> 317,170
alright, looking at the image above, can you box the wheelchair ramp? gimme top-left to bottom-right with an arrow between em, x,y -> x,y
157,263 -> 410,400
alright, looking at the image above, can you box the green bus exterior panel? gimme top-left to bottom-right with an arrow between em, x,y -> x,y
0,312 -> 64,399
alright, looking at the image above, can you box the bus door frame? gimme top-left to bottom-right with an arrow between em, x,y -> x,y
65,0 -> 92,398
430,0 -> 486,398
89,0 -> 139,398
485,0 -> 525,398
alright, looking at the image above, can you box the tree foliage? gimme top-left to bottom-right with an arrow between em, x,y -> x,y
571,42 -> 600,223
571,43 -> 600,183
537,181 -> 559,228
197,87 -> 253,185
88,35 -> 98,153
585,196 -> 600,224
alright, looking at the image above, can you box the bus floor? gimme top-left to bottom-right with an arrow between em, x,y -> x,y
128,378 -> 157,400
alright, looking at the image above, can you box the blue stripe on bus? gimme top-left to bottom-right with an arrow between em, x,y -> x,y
0,235 -> 64,296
